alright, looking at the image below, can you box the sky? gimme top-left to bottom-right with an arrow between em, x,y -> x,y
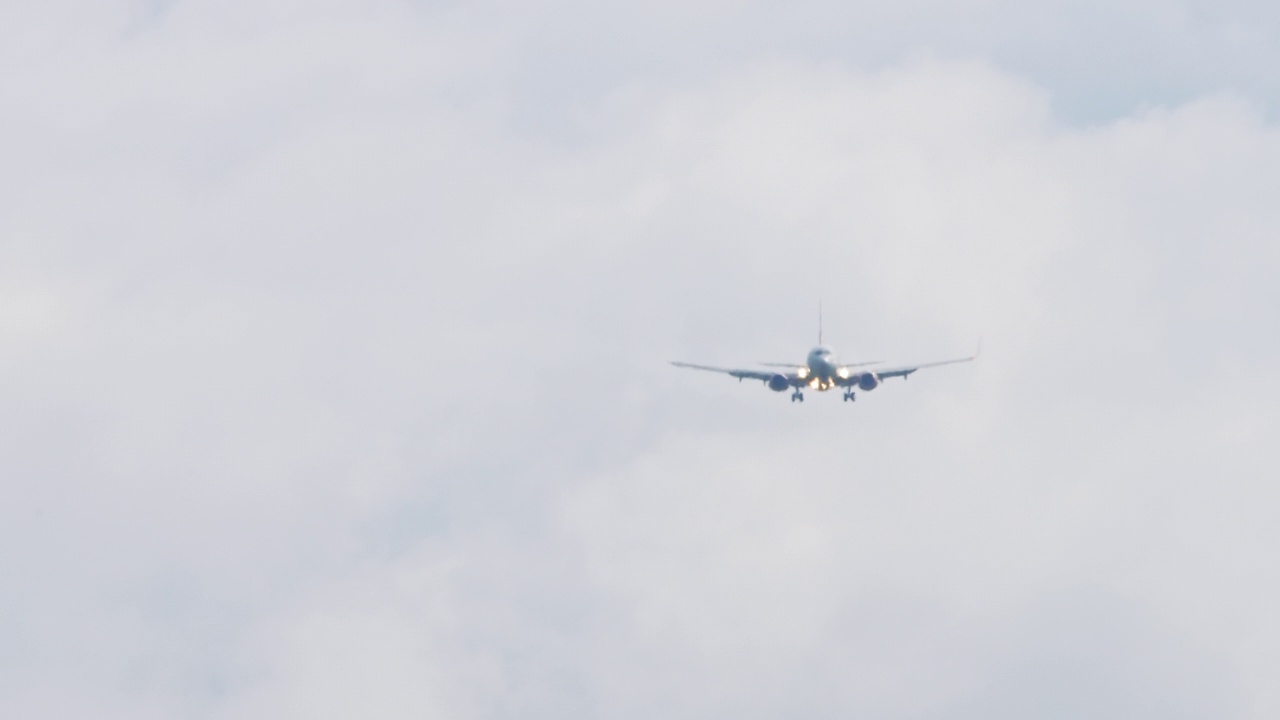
2,1 -> 1279,718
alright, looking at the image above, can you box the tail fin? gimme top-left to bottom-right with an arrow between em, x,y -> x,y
818,298 -> 823,345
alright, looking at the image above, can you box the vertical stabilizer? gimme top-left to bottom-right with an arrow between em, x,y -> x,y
818,299 -> 823,345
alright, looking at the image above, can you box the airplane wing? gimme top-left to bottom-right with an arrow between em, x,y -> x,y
844,344 -> 980,383
670,361 -> 794,384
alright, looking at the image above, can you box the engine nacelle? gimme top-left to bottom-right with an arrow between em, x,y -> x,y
857,372 -> 880,392
768,374 -> 790,392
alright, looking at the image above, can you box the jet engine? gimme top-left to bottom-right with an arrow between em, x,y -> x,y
857,372 -> 880,391
768,374 -> 790,392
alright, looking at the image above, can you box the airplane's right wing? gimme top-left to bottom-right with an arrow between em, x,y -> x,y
669,361 -> 782,382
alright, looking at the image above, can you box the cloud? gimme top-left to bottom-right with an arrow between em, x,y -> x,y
1,2 -> 1279,718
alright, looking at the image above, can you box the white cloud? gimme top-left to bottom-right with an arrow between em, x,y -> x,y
2,2 -> 1279,718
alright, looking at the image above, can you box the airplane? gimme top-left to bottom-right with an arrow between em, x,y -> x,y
671,309 -> 978,403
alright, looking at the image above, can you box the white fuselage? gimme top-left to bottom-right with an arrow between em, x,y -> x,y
805,345 -> 842,390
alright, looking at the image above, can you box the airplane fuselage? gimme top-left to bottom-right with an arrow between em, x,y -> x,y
804,345 -> 845,390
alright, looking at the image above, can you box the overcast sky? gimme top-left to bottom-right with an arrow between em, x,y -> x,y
3,1 -> 1280,718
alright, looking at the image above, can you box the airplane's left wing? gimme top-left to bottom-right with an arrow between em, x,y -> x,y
840,343 -> 980,383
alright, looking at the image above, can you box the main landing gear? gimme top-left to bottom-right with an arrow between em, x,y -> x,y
790,390 -> 805,403
843,390 -> 856,402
